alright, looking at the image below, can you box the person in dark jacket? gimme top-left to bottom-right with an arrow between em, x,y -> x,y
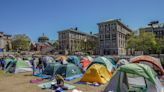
37,57 -> 43,73
0,57 -> 5,70
30,57 -> 36,75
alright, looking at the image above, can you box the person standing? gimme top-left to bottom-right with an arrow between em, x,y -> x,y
0,57 -> 5,70
30,56 -> 36,75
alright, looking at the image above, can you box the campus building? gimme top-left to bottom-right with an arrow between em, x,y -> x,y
0,32 -> 12,51
30,34 -> 52,52
98,19 -> 132,55
139,22 -> 164,39
58,28 -> 98,54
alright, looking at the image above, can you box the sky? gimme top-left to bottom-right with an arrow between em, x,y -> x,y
0,0 -> 164,42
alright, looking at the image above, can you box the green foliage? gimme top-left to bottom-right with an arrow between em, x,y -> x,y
12,34 -> 31,51
155,38 -> 164,53
52,40 -> 59,50
127,31 -> 157,54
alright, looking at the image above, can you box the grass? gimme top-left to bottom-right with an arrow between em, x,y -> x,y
0,70 -> 106,92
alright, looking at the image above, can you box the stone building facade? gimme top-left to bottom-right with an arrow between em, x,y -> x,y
58,28 -> 98,54
139,23 -> 164,39
0,32 -> 12,51
98,19 -> 132,55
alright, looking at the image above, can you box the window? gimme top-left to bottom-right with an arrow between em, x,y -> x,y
112,33 -> 116,40
108,24 -> 110,31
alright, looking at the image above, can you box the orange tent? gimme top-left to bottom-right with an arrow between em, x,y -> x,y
80,59 -> 91,70
55,55 -> 67,61
130,55 -> 164,74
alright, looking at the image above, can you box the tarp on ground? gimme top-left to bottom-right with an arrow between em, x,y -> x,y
38,82 -> 76,90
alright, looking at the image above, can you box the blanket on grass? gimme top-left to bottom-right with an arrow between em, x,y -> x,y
38,82 -> 76,90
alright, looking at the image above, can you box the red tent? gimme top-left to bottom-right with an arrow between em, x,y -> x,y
130,55 -> 164,74
80,59 -> 91,70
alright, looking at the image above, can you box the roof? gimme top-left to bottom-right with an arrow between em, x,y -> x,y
97,19 -> 132,32
140,23 -> 164,29
58,28 -> 98,38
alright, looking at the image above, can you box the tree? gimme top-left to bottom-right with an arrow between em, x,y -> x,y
12,34 -> 31,51
139,31 -> 157,54
52,40 -> 59,50
127,31 -> 157,54
155,38 -> 164,56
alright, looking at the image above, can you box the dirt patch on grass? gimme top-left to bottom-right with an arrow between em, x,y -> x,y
0,71 -> 106,92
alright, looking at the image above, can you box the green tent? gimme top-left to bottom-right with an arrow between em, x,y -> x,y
87,57 -> 114,71
67,56 -> 80,66
43,63 -> 61,76
43,63 -> 82,80
55,63 -> 82,79
104,64 -> 163,92
104,56 -> 116,65
5,59 -> 32,73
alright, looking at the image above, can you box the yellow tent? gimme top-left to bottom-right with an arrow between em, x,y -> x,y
80,64 -> 112,84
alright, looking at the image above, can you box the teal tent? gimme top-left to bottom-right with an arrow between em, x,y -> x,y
43,63 -> 82,80
5,59 -> 32,73
43,63 -> 61,76
67,56 -> 80,66
87,57 -> 115,71
86,56 -> 94,62
104,56 -> 116,65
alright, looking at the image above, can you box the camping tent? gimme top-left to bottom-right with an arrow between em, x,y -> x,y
41,56 -> 55,63
43,63 -> 61,76
87,57 -> 115,72
104,56 -> 116,65
55,55 -> 67,61
116,59 -> 129,68
80,59 -> 91,71
5,59 -> 32,73
130,55 -> 164,75
104,64 -> 163,92
80,64 -> 112,84
43,63 -> 82,80
67,56 -> 80,66
86,56 -> 94,62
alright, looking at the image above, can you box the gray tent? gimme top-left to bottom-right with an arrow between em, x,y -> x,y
104,64 -> 163,92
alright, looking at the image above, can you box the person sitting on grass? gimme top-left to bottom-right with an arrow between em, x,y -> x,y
51,74 -> 68,91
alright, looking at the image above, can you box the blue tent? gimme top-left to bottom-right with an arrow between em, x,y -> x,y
67,56 -> 80,66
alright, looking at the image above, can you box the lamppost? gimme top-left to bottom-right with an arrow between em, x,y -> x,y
84,38 -> 87,52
